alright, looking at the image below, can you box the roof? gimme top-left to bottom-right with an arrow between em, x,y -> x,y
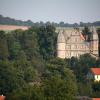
80,33 -> 85,40
0,96 -> 5,100
57,31 -> 66,43
91,68 -> 100,75
92,98 -> 100,100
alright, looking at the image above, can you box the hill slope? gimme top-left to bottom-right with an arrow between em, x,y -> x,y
0,15 -> 34,26
0,14 -> 100,27
0,25 -> 29,31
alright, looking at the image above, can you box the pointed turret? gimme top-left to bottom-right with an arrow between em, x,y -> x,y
90,26 -> 99,56
57,30 -> 66,58
90,26 -> 98,40
57,30 -> 66,43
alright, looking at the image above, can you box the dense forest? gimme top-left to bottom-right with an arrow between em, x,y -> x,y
0,25 -> 100,100
0,15 -> 100,27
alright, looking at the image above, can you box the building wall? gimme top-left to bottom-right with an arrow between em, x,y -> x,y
90,26 -> 99,56
57,29 -> 89,58
92,40 -> 98,55
57,28 -> 99,58
57,43 -> 66,58
94,75 -> 100,81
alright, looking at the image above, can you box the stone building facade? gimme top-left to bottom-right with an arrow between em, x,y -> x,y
57,27 -> 99,58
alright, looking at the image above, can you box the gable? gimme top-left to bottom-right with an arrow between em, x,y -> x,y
63,29 -> 85,43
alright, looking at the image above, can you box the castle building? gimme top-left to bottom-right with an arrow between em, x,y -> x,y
57,27 -> 99,58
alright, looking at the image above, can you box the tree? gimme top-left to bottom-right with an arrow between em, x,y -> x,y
97,28 -> 100,57
92,82 -> 100,97
10,41 -> 21,58
0,31 -> 9,60
59,21 -> 65,27
96,58 -> 100,67
78,82 -> 92,96
68,54 -> 96,82
14,50 -> 37,83
7,85 -> 44,100
43,58 -> 77,100
21,30 -> 40,60
79,54 -> 96,75
82,26 -> 91,41
0,60 -> 25,95
37,25 -> 57,60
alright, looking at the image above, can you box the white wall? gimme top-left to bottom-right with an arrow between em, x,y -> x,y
94,75 -> 100,81
57,43 -> 66,58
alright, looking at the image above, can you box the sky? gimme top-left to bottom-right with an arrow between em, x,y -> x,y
0,0 -> 100,23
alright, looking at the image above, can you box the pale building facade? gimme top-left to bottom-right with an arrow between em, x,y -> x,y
57,27 -> 99,58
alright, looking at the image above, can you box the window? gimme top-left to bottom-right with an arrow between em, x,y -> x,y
75,38 -> 77,42
66,45 -> 70,49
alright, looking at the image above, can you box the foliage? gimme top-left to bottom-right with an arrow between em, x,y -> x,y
67,54 -> 96,83
37,25 -> 57,60
43,58 -> 78,100
1,25 -> 100,99
91,82 -> 100,97
97,28 -> 100,57
0,31 -> 9,60
78,82 -> 92,96
65,53 -> 100,97
0,25 -> 60,99
0,60 -> 25,95
82,26 -> 91,41
1,14 -> 100,27
7,85 -> 44,100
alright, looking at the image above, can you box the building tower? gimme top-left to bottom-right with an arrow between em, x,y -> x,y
57,31 -> 66,58
90,26 -> 99,56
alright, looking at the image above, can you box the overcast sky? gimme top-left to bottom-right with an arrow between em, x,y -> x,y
0,0 -> 100,23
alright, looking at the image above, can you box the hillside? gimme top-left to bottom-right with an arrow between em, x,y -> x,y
0,15 -> 34,26
0,25 -> 29,31
0,14 -> 100,27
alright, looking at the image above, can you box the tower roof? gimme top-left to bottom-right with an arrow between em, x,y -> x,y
57,31 -> 66,43
90,26 -> 97,33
